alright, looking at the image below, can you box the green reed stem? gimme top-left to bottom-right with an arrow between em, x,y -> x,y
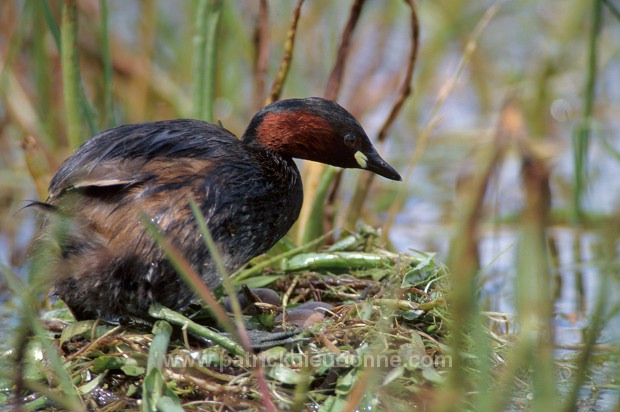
469,312 -> 500,412
192,0 -> 209,120
149,304 -> 244,356
572,0 -> 602,223
141,320 -> 172,412
100,0 -> 114,128
519,218 -> 555,410
204,0 -> 224,122
231,230 -> 334,283
146,321 -> 172,379
193,0 -> 224,121
1,3 -> 52,147
61,0 -> 82,147
32,3 -> 54,144
301,165 -> 338,245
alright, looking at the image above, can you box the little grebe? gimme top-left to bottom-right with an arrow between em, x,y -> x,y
31,97 -> 400,322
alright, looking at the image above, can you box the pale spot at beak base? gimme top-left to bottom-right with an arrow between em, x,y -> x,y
354,151 -> 368,168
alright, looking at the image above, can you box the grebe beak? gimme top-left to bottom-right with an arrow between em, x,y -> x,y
355,148 -> 401,181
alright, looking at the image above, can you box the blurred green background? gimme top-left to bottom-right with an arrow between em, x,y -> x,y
0,0 -> 619,410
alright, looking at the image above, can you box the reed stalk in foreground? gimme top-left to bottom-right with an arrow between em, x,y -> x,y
515,147 -> 555,411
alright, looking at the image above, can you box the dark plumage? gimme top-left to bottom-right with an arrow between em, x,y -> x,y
30,97 -> 400,322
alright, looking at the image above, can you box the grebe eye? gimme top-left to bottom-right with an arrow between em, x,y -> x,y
344,133 -> 358,148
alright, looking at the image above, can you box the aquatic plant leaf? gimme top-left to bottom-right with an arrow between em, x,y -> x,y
77,371 -> 107,395
122,364 -> 147,377
401,309 -> 424,320
142,368 -> 164,411
92,356 -> 129,373
266,363 -> 306,385
156,396 -> 184,412
59,320 -> 95,345
317,395 -> 348,412
401,254 -> 438,287
156,385 -> 184,412
335,368 -> 357,395
383,365 -> 405,385
420,365 -> 445,384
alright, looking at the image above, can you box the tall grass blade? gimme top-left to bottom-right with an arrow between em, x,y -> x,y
140,216 -> 235,333
187,198 -> 252,351
4,69 -> 49,148
572,0 -> 602,223
38,0 -> 61,51
32,2 -> 55,144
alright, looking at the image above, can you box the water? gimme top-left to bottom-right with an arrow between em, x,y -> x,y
390,145 -> 620,409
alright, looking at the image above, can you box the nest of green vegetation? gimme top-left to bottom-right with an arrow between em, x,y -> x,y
4,227 -> 449,411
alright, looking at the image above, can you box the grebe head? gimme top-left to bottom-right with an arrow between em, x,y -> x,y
243,97 -> 401,181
